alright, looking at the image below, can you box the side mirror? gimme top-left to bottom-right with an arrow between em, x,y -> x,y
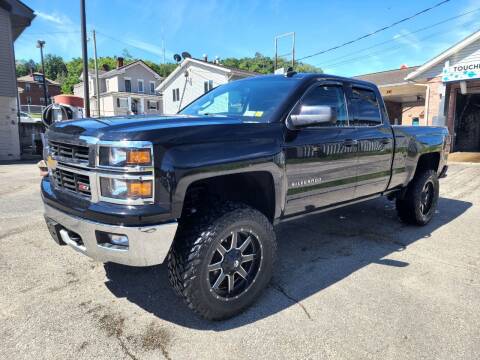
289,105 -> 337,128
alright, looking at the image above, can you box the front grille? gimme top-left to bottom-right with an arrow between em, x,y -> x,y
52,168 -> 91,197
49,141 -> 89,162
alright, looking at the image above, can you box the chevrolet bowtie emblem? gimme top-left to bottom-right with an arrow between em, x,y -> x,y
46,155 -> 57,170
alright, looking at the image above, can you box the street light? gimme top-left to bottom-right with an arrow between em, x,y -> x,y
36,40 -> 49,106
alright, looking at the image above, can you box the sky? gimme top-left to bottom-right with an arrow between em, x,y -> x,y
14,0 -> 480,77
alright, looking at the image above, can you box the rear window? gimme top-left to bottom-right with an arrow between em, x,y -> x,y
351,87 -> 382,126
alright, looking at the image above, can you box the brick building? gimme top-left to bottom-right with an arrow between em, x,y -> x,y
17,71 -> 61,106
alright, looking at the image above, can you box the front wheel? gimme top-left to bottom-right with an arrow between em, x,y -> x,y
396,169 -> 439,226
167,202 -> 276,320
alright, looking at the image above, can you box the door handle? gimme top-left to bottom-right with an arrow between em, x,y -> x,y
380,138 -> 392,144
343,139 -> 358,147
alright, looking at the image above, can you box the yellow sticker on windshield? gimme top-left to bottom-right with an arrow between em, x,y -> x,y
255,111 -> 263,117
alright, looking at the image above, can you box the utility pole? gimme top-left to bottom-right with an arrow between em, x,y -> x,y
80,0 -> 90,117
92,30 -> 101,117
36,40 -> 48,106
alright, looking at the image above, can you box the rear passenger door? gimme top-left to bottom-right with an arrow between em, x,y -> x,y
348,85 -> 394,198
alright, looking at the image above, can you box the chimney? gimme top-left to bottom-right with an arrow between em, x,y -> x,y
102,64 -> 110,71
117,57 -> 124,69
29,67 -> 34,76
203,54 -> 208,62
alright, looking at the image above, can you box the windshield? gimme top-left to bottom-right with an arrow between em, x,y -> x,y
180,77 -> 300,122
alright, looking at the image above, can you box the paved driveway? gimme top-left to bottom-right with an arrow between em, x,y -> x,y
0,162 -> 479,360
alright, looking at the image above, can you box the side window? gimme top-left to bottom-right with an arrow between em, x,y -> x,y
351,87 -> 382,126
298,85 -> 348,126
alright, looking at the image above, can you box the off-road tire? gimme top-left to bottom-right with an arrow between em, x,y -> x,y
167,202 -> 276,320
396,169 -> 439,226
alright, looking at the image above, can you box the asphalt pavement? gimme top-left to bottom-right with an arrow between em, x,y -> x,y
0,162 -> 479,360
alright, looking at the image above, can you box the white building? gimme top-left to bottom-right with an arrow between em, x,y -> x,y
156,57 -> 257,114
74,59 -> 163,117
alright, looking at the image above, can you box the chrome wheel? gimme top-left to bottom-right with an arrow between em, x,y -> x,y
207,229 -> 262,300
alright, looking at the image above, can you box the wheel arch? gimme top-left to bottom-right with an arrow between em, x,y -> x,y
173,168 -> 283,223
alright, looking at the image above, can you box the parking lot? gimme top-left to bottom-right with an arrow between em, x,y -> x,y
0,162 -> 479,360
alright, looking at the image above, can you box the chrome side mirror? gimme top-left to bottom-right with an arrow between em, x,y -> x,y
290,105 -> 337,128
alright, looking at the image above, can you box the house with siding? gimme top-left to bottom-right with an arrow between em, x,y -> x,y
0,0 -> 35,160
156,57 -> 257,114
74,58 -> 163,117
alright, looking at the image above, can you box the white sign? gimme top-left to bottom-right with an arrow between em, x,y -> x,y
442,62 -> 480,82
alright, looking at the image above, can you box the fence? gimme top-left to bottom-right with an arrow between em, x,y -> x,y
20,105 -> 46,115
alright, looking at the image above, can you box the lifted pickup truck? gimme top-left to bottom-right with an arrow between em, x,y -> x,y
42,73 -> 449,320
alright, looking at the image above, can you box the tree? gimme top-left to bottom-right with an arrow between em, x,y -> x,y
43,54 -> 67,80
222,53 -> 322,74
121,48 -> 134,62
61,57 -> 83,94
143,60 -> 177,78
16,59 -> 38,77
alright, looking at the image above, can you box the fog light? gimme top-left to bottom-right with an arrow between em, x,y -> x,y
108,234 -> 129,247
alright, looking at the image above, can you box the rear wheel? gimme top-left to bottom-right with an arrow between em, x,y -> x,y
167,202 -> 276,320
396,169 -> 439,226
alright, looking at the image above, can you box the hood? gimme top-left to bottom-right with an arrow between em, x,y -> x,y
49,114 -> 244,138
47,114 -> 283,147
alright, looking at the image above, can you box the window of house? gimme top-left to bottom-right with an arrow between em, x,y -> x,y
204,80 -> 213,93
25,83 -> 30,92
351,87 -> 382,126
150,82 -> 155,94
105,79 -> 110,92
26,96 -> 32,105
296,85 -> 348,126
34,74 -> 44,83
138,80 -> 144,93
40,97 -> 45,105
124,78 -> 131,92
117,97 -> 128,108
147,100 -> 158,110
172,88 -> 180,102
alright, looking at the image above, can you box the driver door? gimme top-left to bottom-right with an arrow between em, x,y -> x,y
283,81 -> 358,216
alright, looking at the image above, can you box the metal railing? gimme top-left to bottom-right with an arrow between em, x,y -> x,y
20,105 -> 46,114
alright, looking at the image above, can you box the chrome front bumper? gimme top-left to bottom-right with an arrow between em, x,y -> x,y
44,204 -> 178,266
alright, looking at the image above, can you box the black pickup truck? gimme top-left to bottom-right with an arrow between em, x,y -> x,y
41,73 -> 449,320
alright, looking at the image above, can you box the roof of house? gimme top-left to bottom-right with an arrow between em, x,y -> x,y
79,68 -> 107,81
17,72 -> 60,86
406,30 -> 480,81
79,60 -> 162,81
353,66 -> 420,87
156,57 -> 258,92
1,0 -> 35,40
98,60 -> 162,79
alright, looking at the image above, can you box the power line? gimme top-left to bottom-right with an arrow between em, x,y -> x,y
297,0 -> 452,61
319,7 -> 480,67
18,30 -> 81,35
95,31 -> 164,58
325,30 -> 449,70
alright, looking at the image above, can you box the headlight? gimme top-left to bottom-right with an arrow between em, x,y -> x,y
100,178 -> 153,200
99,147 -> 152,167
